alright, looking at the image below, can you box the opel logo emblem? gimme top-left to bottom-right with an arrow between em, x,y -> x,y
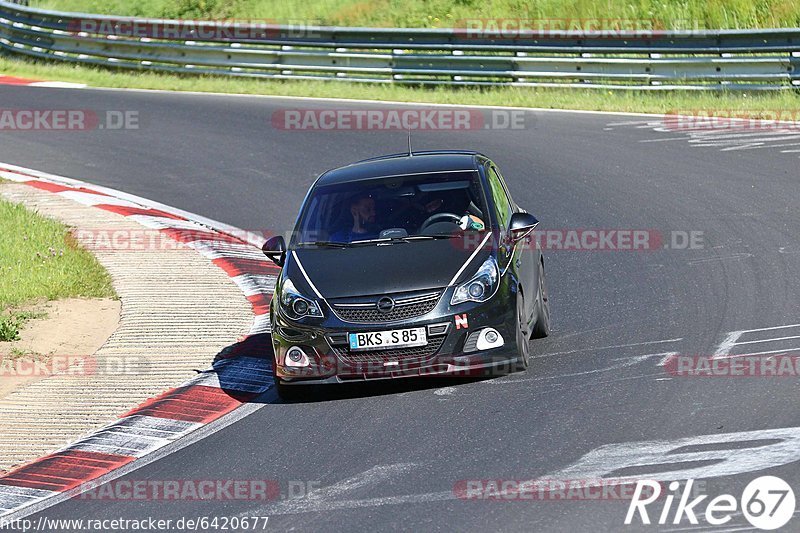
377,297 -> 395,313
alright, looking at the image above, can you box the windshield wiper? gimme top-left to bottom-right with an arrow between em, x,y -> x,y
296,241 -> 352,248
350,234 -> 460,246
396,234 -> 460,241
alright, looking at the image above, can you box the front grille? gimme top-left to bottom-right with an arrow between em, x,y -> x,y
333,335 -> 446,366
331,290 -> 442,324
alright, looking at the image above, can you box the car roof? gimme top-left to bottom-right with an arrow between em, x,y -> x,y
316,151 -> 487,186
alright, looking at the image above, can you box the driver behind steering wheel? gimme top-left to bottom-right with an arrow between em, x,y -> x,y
416,192 -> 484,234
390,193 -> 445,232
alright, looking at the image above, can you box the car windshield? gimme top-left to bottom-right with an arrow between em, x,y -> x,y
293,170 -> 489,246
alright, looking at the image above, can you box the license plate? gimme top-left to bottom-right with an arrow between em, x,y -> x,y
348,327 -> 427,351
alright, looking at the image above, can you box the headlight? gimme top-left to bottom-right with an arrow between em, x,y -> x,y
281,278 -> 323,318
451,257 -> 499,305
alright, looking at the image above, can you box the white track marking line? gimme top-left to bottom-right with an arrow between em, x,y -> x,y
605,120 -> 653,127
734,334 -> 800,345
29,81 -> 87,89
657,353 -> 679,366
548,426 -> 800,487
311,464 -> 416,501
534,373 -> 674,395
616,117 -> 800,159
720,347 -> 800,358
713,331 -> 746,358
719,136 -> 800,151
611,352 -> 678,365
726,142 -> 800,151
714,325 -> 800,359
486,352 -> 677,385
687,253 -> 753,265
243,488 -> 457,516
533,338 -> 682,359
639,137 -> 691,142
686,131 -> 800,141
58,190 -> 140,207
737,323 -> 800,333
260,464 -> 419,515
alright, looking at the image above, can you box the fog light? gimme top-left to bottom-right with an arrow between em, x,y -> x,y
285,346 -> 310,367
476,328 -> 504,351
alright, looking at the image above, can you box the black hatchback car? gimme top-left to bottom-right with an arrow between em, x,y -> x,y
263,150 -> 550,398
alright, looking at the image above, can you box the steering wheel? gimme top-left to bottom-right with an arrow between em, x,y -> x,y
419,212 -> 462,233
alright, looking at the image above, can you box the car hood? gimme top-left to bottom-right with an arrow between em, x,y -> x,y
290,238 -> 491,299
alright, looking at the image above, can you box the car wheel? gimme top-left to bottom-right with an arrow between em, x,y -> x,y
275,380 -> 305,402
514,294 -> 531,371
531,261 -> 550,339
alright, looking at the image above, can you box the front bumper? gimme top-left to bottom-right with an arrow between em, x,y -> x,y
271,285 -> 519,384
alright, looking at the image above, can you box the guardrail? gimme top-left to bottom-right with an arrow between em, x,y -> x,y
1,0 -> 798,90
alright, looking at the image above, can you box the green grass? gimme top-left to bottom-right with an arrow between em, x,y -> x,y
1,55 -> 799,115
0,197 -> 116,322
0,311 -> 46,342
30,0 -> 800,29
8,346 -> 42,359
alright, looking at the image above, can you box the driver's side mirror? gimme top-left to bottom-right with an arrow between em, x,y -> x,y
262,235 -> 287,267
509,212 -> 539,241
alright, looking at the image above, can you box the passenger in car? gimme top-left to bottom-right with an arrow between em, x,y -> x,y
330,194 -> 381,242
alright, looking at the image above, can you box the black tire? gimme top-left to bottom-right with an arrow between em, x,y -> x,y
275,379 -> 312,402
531,261 -> 551,339
514,294 -> 531,371
272,361 -> 306,402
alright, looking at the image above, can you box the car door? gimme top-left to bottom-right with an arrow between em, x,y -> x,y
486,162 -> 538,325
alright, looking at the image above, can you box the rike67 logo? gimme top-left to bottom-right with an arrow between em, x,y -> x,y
626,476 -> 796,530
540,426 -> 800,530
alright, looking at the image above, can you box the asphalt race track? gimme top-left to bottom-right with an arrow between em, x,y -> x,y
1,85 -> 799,532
